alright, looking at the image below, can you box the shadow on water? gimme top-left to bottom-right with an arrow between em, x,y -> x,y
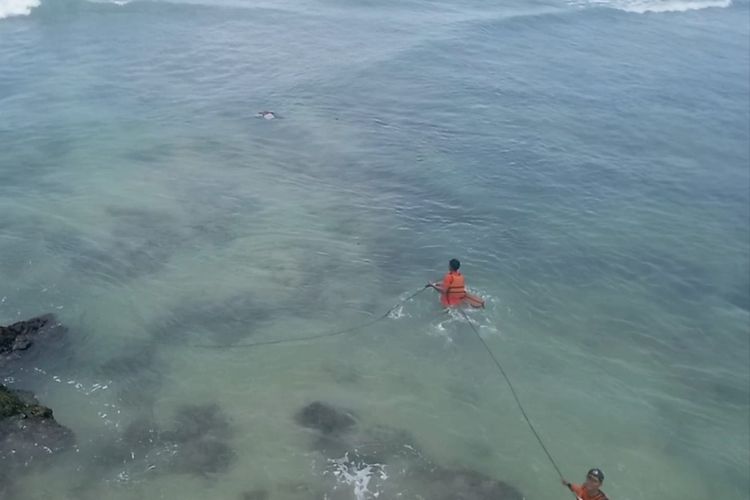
0,128 -> 79,197
96,343 -> 163,411
149,293 -> 276,346
121,143 -> 175,165
67,206 -> 188,283
58,193 -> 257,285
321,361 -> 362,385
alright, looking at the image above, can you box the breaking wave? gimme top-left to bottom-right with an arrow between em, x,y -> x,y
571,0 -> 732,13
0,0 -> 131,19
0,0 -> 41,19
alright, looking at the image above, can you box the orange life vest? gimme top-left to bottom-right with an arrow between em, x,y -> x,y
569,484 -> 608,500
441,271 -> 466,307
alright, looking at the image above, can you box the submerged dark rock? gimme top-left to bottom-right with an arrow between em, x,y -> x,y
122,417 -> 160,452
407,466 -> 525,500
295,401 -> 420,466
292,401 -> 524,500
0,314 -> 61,357
94,416 -> 161,468
171,437 -> 235,475
0,315 -> 73,495
323,450 -> 524,500
98,345 -> 163,410
96,403 -> 236,479
0,314 -> 69,379
163,403 -> 232,442
0,384 -> 75,467
295,401 -> 356,436
163,404 -> 236,475
317,424 -> 421,466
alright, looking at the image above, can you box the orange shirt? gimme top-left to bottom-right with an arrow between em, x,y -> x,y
568,484 -> 608,500
441,271 -> 466,307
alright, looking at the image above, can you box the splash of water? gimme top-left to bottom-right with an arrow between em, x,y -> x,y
387,304 -> 407,319
327,453 -> 388,500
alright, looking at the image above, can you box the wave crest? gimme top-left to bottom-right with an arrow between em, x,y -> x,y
572,0 -> 732,13
0,0 -> 133,19
0,0 -> 41,19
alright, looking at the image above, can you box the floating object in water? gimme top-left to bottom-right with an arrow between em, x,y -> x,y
428,284 -> 485,309
463,293 -> 485,309
257,111 -> 277,120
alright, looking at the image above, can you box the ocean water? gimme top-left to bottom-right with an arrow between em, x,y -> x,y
0,0 -> 748,499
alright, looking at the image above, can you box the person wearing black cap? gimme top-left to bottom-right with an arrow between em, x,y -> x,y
562,468 -> 608,500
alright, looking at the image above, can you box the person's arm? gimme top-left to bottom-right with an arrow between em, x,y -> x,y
561,480 -> 584,497
427,275 -> 450,292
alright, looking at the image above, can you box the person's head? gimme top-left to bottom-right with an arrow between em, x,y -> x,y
449,259 -> 461,272
584,468 -> 604,493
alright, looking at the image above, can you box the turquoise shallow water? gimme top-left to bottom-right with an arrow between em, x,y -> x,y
1,0 -> 748,499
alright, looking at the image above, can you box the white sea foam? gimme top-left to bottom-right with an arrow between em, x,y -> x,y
572,0 -> 732,13
85,0 -> 133,5
387,304 -> 408,319
0,0 -> 40,19
0,0 -> 132,19
327,453 -> 387,500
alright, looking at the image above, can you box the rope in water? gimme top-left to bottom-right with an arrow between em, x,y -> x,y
194,285 -> 569,489
458,307 -> 566,483
194,286 -> 431,349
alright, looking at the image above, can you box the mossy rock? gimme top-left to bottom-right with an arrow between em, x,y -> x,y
0,384 -> 74,472
0,384 -> 54,419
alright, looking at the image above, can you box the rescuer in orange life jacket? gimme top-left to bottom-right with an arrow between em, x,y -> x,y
562,468 -> 608,500
430,259 -> 484,308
